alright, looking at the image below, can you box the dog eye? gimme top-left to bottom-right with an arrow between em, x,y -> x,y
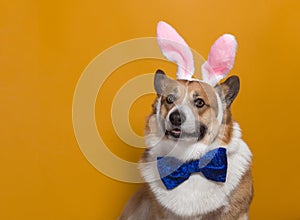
166,94 -> 176,104
194,98 -> 205,108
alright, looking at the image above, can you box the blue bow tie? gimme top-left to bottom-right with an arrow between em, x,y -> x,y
157,148 -> 227,190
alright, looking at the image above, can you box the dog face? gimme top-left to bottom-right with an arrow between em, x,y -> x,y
145,69 -> 240,147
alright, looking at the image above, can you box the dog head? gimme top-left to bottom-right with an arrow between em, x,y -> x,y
146,69 -> 239,147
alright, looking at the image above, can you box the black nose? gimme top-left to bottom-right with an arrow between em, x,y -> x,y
169,110 -> 186,126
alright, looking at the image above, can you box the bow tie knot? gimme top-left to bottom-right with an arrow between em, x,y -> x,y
157,148 -> 227,190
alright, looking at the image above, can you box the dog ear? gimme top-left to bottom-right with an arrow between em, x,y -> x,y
202,34 -> 237,86
218,75 -> 240,108
154,69 -> 168,95
157,21 -> 194,80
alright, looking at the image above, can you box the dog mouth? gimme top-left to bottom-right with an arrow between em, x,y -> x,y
165,125 -> 207,141
165,128 -> 182,138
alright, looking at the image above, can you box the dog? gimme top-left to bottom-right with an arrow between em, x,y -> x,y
119,22 -> 253,220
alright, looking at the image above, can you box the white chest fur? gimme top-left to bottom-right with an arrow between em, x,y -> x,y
139,123 -> 252,217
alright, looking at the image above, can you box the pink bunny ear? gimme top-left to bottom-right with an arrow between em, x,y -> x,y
157,21 -> 194,80
201,34 -> 238,86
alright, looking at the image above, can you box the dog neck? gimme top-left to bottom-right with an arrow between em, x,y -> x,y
139,122 -> 252,217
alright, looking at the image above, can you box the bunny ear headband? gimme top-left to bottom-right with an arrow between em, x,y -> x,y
157,21 -> 237,86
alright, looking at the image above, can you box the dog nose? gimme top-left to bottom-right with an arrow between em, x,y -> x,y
169,110 -> 186,126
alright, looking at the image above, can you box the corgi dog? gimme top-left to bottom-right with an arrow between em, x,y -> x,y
120,22 -> 253,220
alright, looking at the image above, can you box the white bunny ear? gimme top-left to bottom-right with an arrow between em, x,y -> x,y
201,34 -> 238,86
157,21 -> 194,80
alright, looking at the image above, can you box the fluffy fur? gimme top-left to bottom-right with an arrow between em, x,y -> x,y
120,75 -> 253,220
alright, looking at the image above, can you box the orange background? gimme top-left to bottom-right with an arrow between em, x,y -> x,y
1,0 -> 300,219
